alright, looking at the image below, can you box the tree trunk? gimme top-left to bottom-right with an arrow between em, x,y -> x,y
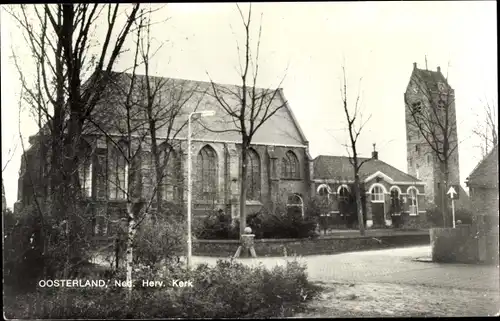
443,161 -> 450,227
354,175 -> 365,236
125,202 -> 136,296
239,144 -> 248,236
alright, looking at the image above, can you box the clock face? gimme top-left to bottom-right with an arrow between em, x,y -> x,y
438,82 -> 446,92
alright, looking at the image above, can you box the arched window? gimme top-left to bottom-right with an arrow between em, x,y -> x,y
407,187 -> 418,215
282,151 -> 300,179
160,145 -> 178,202
197,145 -> 218,201
317,184 -> 330,196
338,185 -> 350,215
337,185 -> 350,203
370,184 -> 385,202
109,140 -> 128,200
287,193 -> 304,217
390,186 -> 401,213
78,139 -> 93,198
246,149 -> 261,201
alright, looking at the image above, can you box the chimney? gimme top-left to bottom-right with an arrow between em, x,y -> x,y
437,66 -> 441,73
372,143 -> 378,160
413,62 -> 417,70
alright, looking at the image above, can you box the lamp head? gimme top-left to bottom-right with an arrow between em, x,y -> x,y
192,110 -> 216,118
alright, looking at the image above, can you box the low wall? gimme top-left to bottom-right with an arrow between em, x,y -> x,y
430,226 -> 480,264
193,232 -> 430,257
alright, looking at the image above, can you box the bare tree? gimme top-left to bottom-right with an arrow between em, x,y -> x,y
205,4 -> 287,236
136,10 -> 204,212
339,66 -> 372,236
85,11 -> 205,292
8,3 -> 144,276
404,63 -> 459,227
472,99 -> 498,158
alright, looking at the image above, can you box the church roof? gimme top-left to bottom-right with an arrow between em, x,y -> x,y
467,145 -> 498,189
87,71 -> 308,147
410,65 -> 449,92
312,155 -> 422,183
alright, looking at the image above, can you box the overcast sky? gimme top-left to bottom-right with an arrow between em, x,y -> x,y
1,2 -> 497,208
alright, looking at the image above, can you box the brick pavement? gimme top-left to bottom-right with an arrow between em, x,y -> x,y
192,245 -> 500,292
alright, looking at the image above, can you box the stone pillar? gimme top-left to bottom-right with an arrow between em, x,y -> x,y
234,227 -> 257,258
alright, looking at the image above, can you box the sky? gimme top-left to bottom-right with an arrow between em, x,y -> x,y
1,2 -> 498,209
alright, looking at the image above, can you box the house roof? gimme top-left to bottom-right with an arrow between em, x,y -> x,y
87,71 -> 308,147
312,155 -> 422,183
467,145 -> 498,189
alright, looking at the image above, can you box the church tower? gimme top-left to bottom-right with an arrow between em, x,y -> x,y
404,62 -> 461,209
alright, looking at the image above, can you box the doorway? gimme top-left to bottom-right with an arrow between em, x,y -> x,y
372,202 -> 385,227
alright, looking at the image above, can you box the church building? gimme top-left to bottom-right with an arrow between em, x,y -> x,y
15,72 -> 312,236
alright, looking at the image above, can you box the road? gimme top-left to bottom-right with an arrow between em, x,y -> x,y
193,246 -> 500,317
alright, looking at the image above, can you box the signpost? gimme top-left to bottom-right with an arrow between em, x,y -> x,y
447,185 -> 460,228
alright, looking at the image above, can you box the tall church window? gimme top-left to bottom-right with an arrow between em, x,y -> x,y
246,149 -> 261,201
160,145 -> 178,202
282,151 -> 300,179
109,141 -> 128,200
197,145 -> 218,201
78,140 -> 93,198
79,159 -> 92,198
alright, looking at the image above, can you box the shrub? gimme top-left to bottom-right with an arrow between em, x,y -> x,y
194,210 -> 239,240
4,205 -> 69,293
246,205 -> 318,239
133,211 -> 186,271
4,259 -> 321,319
426,206 -> 473,227
196,203 -> 318,240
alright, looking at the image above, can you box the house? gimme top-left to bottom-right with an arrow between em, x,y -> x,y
312,147 -> 427,229
15,71 -> 312,238
466,145 -> 498,218
466,145 -> 498,263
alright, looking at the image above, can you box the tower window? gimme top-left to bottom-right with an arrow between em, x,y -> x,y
411,101 -> 422,113
427,154 -> 431,164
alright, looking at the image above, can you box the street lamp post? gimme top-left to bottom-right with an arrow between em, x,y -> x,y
187,110 -> 215,269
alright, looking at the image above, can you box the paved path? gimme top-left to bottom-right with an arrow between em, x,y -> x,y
193,246 -> 500,292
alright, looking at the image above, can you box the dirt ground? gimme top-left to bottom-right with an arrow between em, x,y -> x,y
296,281 -> 500,317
